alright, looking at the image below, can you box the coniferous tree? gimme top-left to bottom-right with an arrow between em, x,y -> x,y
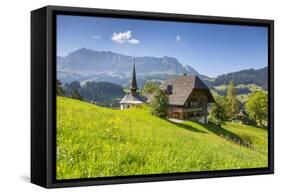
71,89 -> 84,101
56,80 -> 65,96
226,80 -> 240,119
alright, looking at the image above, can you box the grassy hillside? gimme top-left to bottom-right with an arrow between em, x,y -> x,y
56,96 -> 268,180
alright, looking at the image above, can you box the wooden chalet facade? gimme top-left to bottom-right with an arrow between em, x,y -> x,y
160,75 -> 215,124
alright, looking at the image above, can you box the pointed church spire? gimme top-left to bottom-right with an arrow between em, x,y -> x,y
130,57 -> 138,95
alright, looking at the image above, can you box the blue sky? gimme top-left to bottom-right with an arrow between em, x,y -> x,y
57,15 -> 268,77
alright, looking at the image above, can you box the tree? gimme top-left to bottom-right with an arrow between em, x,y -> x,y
150,89 -> 169,118
65,81 -> 81,96
245,91 -> 268,126
210,96 -> 228,127
142,81 -> 159,94
226,80 -> 240,119
56,80 -> 65,96
71,89 -> 84,101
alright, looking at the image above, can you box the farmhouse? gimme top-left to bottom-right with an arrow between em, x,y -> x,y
120,62 -> 148,110
160,75 -> 215,124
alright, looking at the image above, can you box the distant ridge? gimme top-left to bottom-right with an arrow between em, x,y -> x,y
57,48 -> 200,86
58,48 -> 188,74
57,48 -> 267,89
211,67 -> 268,90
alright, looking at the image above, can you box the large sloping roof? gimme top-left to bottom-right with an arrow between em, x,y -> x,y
160,75 -> 215,106
120,93 -> 148,104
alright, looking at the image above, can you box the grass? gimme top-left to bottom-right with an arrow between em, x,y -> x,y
56,96 -> 268,180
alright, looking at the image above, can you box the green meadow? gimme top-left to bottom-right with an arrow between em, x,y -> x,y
56,96 -> 268,180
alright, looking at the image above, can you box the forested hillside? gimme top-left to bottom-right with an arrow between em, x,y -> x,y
63,81 -> 125,107
208,67 -> 268,90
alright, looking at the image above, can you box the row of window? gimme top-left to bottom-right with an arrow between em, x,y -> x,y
185,101 -> 207,107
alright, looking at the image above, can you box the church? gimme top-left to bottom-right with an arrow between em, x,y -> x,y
120,60 -> 148,110
119,59 -> 215,124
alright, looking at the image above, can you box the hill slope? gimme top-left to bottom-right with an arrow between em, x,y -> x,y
211,67 -> 268,90
56,97 -> 268,179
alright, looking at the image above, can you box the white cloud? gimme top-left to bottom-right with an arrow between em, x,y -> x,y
176,35 -> 182,42
111,31 -> 132,43
92,35 -> 101,39
127,38 -> 140,44
111,30 -> 140,45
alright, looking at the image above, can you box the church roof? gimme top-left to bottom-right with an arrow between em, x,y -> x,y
120,93 -> 148,104
130,62 -> 138,91
160,75 -> 215,106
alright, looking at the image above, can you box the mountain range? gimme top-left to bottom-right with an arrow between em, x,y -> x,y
57,48 -> 267,89
57,48 -> 204,86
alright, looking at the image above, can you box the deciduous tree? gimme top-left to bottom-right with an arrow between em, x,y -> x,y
142,81 -> 159,94
245,91 -> 268,126
210,96 -> 228,127
150,89 -> 169,118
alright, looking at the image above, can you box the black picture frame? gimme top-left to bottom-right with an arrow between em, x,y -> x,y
31,5 -> 274,188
